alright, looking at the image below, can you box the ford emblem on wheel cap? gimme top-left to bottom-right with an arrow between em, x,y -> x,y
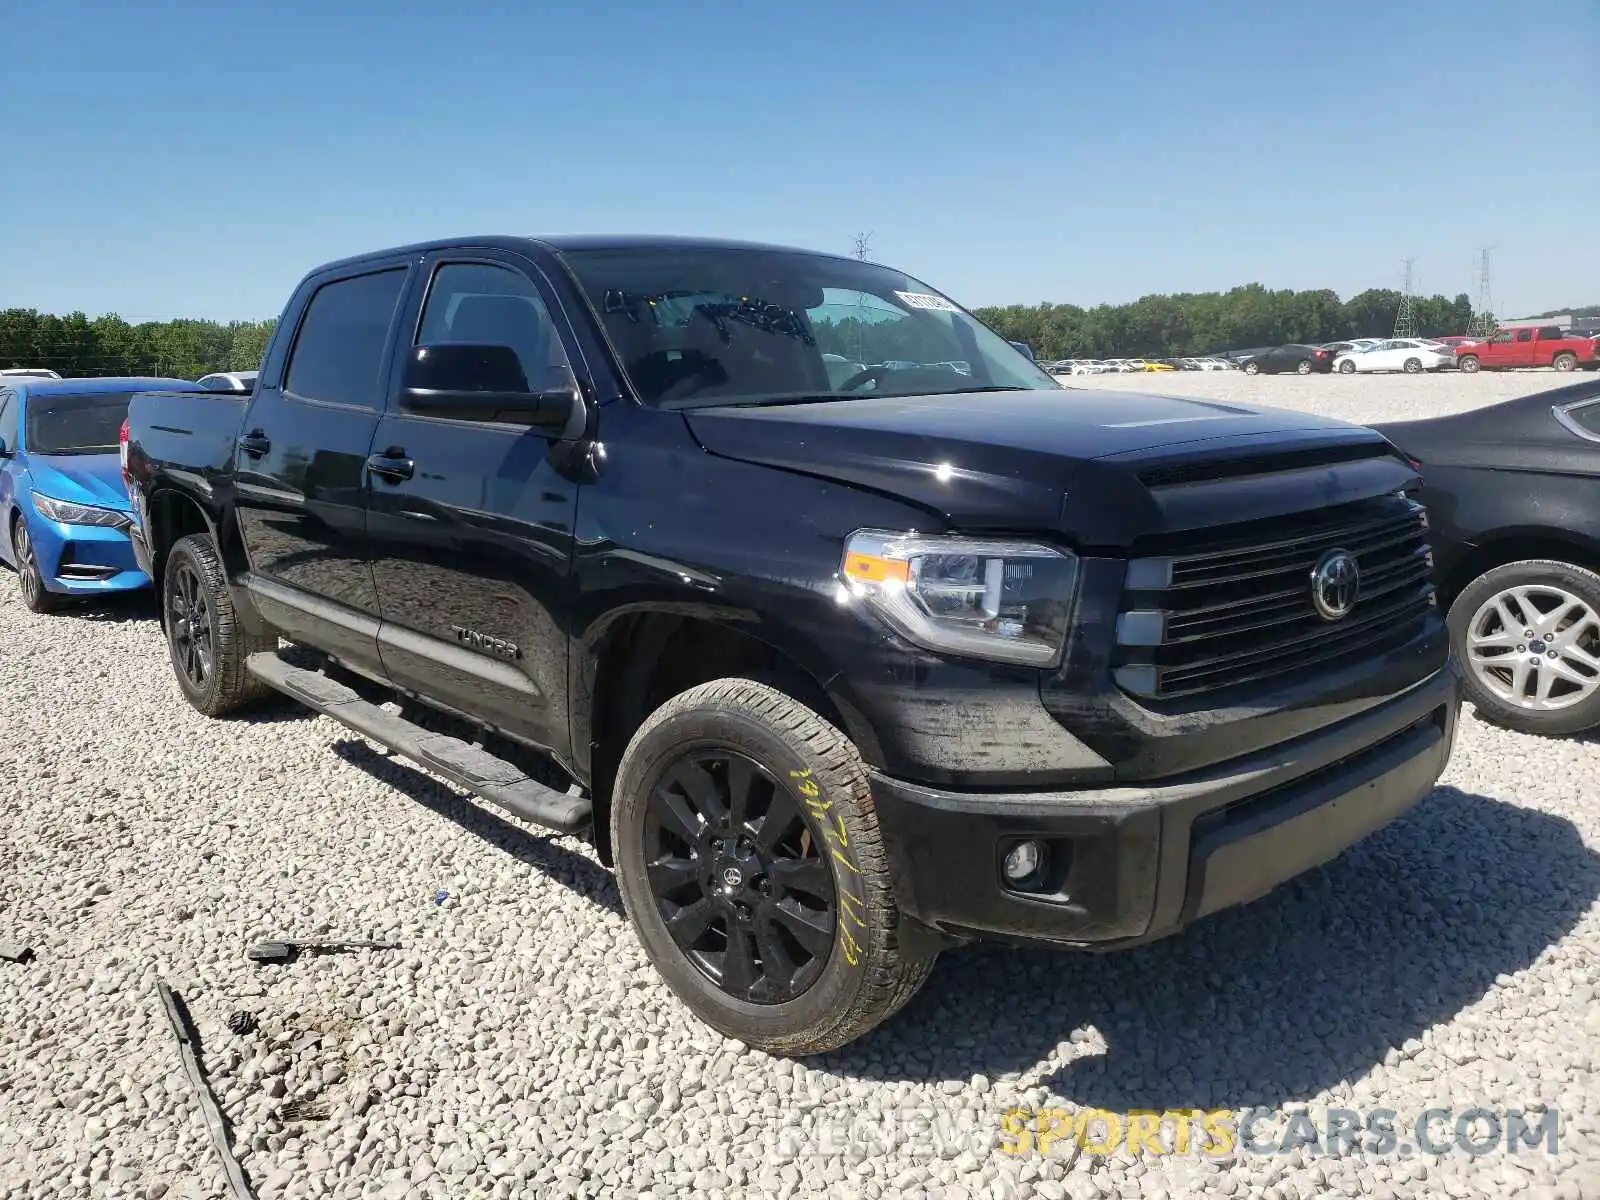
1310,549 -> 1360,620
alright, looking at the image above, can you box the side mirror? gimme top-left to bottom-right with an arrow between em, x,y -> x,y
400,344 -> 583,435
0,435 -> 8,457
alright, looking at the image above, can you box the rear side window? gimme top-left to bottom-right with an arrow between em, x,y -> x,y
1566,403 -> 1600,439
284,268 -> 407,407
1538,326 -> 1565,340
0,392 -> 16,449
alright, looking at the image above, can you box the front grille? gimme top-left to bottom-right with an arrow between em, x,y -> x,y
1113,497 -> 1435,700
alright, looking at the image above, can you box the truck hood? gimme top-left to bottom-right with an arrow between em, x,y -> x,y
27,453 -> 133,512
685,388 -> 1410,546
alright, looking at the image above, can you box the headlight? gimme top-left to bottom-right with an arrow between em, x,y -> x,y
32,493 -> 128,528
840,530 -> 1078,666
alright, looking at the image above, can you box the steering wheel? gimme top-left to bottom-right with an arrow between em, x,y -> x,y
837,366 -> 889,392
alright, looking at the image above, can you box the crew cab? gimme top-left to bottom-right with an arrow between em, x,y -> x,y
125,236 -> 1460,1055
1456,326 -> 1599,373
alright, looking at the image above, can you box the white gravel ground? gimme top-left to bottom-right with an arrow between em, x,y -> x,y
2,371 -> 1599,1200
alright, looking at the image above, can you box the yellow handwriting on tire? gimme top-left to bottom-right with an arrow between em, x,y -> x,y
791,767 -> 868,967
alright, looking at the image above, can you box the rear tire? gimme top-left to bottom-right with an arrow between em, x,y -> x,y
1338,359 -> 1356,374
1553,352 -> 1578,373
1404,357 -> 1423,374
162,534 -> 276,717
611,677 -> 936,1056
1296,359 -> 1312,375
1458,355 -> 1481,373
1448,559 -> 1600,737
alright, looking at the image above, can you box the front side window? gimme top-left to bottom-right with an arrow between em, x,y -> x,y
0,392 -> 16,449
24,391 -> 135,455
416,263 -> 570,391
559,246 -> 1059,409
1516,330 -> 1533,343
284,268 -> 408,407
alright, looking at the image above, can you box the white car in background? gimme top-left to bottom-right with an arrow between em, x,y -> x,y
1333,339 -> 1454,375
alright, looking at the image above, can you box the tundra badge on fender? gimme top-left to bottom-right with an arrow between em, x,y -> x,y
450,625 -> 521,660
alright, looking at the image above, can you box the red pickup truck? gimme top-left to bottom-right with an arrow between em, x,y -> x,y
1456,325 -> 1599,373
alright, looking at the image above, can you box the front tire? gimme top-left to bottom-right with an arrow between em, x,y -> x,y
162,534 -> 276,717
611,677 -> 936,1056
1404,357 -> 1423,374
1243,361 -> 1260,376
1448,559 -> 1600,737
11,516 -> 60,613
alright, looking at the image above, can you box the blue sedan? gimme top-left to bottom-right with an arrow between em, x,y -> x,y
0,376 -> 203,612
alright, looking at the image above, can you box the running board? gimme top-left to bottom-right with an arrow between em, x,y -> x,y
246,652 -> 592,835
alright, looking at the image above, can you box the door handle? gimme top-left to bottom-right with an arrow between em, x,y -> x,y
366,450 -> 414,482
238,431 -> 271,458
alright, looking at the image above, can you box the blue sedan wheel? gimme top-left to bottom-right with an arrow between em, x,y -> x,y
12,518 -> 60,613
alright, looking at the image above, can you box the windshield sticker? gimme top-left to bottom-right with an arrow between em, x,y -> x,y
895,291 -> 961,313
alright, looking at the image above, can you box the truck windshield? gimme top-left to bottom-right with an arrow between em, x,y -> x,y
558,246 -> 1061,409
25,391 -> 134,455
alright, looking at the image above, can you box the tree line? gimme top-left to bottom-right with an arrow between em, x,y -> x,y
970,285 -> 1476,361
0,309 -> 276,380
0,284 -> 1515,380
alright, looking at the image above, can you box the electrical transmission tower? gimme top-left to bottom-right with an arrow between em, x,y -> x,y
1393,258 -> 1418,339
851,232 -> 874,262
1467,247 -> 1496,338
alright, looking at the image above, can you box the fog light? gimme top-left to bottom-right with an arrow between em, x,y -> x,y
1002,840 -> 1045,886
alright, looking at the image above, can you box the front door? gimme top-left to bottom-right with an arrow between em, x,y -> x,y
1480,330 -> 1515,366
364,253 -> 582,756
233,262 -> 411,677
0,389 -> 18,565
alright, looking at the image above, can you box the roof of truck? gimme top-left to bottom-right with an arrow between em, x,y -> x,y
309,234 -> 863,277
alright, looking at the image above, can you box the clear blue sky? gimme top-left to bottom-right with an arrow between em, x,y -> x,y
2,0 -> 1596,322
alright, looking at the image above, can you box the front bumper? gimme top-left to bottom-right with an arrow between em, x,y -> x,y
870,663 -> 1460,949
30,514 -> 149,595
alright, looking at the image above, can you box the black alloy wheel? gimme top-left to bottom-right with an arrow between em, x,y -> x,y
644,748 -> 836,1004
168,559 -> 214,691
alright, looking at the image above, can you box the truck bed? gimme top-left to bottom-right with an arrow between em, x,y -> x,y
127,388 -> 249,479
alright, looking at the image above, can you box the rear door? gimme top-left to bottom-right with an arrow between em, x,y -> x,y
233,260 -> 412,678
1510,328 -> 1537,367
364,249 -> 583,755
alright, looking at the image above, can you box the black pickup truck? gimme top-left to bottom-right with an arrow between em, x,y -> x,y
125,236 -> 1460,1055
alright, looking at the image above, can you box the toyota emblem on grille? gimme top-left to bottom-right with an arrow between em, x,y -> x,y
1310,549 -> 1360,621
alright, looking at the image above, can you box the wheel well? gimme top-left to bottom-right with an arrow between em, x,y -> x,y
585,613 -> 845,865
146,489 -> 211,605
1440,534 -> 1600,612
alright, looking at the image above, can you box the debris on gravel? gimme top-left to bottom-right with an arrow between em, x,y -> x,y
1,375 -> 1597,1199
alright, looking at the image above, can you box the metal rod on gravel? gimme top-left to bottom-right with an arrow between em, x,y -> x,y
156,980 -> 257,1200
